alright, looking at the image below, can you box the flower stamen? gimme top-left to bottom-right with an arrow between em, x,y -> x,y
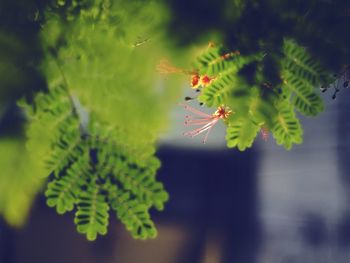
180,104 -> 232,143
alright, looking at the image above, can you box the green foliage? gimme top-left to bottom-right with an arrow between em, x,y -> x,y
0,0 -> 342,241
193,46 -> 245,76
0,139 -> 44,227
108,185 -> 157,239
282,72 -> 324,116
199,73 -> 238,107
281,40 -> 325,117
282,40 -> 323,85
21,81 -> 168,240
10,0 -> 184,240
39,0 -> 187,163
272,102 -> 303,150
226,116 -> 260,151
196,45 -> 258,107
75,184 -> 109,241
46,153 -> 88,214
185,39 -> 327,150
32,1 -> 174,240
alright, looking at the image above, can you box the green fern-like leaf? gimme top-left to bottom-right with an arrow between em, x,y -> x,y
108,185 -> 157,240
187,39 -> 327,151
226,116 -> 260,151
283,77 -> 324,116
194,45 -> 243,75
46,130 -> 83,176
194,45 -> 263,110
74,184 -> 110,241
46,153 -> 88,214
113,159 -> 168,211
95,142 -> 169,212
283,39 -> 325,86
21,83 -> 81,178
22,82 -> 167,240
198,72 -> 250,107
282,68 -> 324,117
271,103 -> 303,150
91,118 -> 169,210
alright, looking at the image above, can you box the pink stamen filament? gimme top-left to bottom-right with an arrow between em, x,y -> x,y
184,118 -> 215,126
184,121 -> 215,126
184,116 -> 213,122
202,124 -> 216,143
183,119 -> 218,137
179,103 -> 212,118
185,122 -> 214,126
185,116 -> 211,121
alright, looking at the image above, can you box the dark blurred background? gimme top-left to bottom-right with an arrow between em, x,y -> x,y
1,93 -> 350,263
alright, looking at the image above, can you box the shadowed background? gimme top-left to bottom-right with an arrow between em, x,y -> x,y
1,93 -> 350,263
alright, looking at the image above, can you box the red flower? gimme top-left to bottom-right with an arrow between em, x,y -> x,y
191,73 -> 201,89
156,60 -> 215,90
199,75 -> 215,87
